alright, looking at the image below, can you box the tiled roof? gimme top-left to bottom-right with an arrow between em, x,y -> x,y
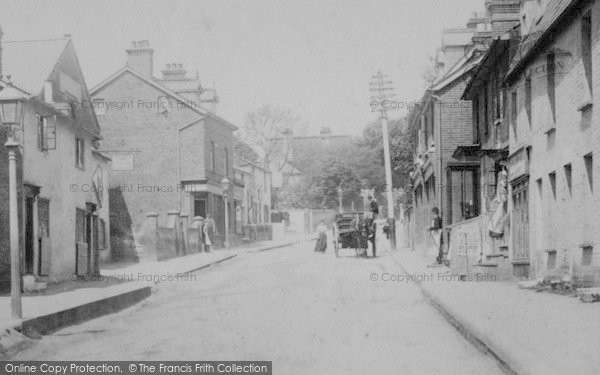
506,0 -> 587,80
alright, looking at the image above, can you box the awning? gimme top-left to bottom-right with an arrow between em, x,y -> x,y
452,144 -> 509,161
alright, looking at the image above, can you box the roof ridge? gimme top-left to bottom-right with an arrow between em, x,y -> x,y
4,38 -> 68,43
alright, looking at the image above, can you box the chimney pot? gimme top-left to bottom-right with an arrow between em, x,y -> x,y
126,40 -> 154,77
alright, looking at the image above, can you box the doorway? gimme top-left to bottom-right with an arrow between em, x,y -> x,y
25,197 -> 35,275
512,178 -> 530,275
85,203 -> 97,276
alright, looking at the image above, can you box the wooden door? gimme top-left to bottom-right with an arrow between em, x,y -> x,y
512,179 -> 529,262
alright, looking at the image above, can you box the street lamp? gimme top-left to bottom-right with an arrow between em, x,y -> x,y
221,177 -> 231,249
0,79 -> 28,319
337,186 -> 343,212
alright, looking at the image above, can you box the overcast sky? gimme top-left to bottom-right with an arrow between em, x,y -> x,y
0,0 -> 484,135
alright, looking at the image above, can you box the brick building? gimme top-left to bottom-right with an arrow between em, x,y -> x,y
409,24 -> 480,259
447,1 -> 521,278
505,0 -> 600,285
0,33 -> 110,290
90,40 -> 237,261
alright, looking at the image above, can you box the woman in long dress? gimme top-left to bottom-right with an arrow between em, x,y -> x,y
314,221 -> 328,252
203,215 -> 213,252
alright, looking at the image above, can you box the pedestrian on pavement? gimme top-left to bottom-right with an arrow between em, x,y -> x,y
352,212 -> 369,257
427,207 -> 444,264
368,195 -> 379,218
203,214 -> 214,252
314,220 -> 328,253
366,213 -> 377,257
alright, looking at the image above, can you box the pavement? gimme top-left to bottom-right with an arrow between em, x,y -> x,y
0,231 -> 314,355
389,241 -> 600,375
10,238 -> 503,374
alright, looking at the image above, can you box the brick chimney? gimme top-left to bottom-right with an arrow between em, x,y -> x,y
161,63 -> 187,80
0,25 -> 3,79
440,28 -> 475,73
485,0 -> 520,34
126,40 -> 154,77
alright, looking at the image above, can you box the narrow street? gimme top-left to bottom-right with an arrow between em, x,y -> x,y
15,241 -> 502,374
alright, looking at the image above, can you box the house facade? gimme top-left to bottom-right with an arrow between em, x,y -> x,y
0,34 -> 110,289
447,2 -> 521,278
409,25 -> 479,260
90,40 -> 237,261
505,0 -> 600,285
234,156 -> 272,227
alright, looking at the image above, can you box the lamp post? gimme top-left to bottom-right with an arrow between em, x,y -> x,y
221,177 -> 231,249
337,186 -> 343,212
0,79 -> 27,319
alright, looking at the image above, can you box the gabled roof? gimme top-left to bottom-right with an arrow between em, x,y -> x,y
462,33 -> 513,100
2,38 -> 69,95
90,66 -> 237,130
506,0 -> 588,81
3,37 -> 101,137
430,47 -> 484,92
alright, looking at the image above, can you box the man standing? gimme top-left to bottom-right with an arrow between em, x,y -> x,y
368,195 -> 379,218
427,207 -> 444,264
352,212 -> 369,257
366,212 -> 377,257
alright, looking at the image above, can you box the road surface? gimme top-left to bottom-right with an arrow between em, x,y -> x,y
14,239 -> 502,374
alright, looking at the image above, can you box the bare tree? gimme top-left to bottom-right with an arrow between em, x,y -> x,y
239,105 -> 307,170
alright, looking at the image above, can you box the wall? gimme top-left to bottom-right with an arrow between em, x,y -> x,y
508,2 -> 600,284
92,71 -> 201,260
412,74 -> 473,259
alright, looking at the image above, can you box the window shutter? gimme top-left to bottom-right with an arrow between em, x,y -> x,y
45,117 -> 56,150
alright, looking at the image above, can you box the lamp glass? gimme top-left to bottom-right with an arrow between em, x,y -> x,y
221,177 -> 231,190
0,100 -> 21,125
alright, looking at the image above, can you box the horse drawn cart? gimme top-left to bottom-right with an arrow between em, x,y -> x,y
333,212 -> 360,257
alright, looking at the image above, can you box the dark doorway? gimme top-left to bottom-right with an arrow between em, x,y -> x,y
86,203 -> 97,276
194,198 -> 206,218
25,197 -> 35,275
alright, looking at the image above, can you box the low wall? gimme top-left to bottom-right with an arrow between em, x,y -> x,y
447,216 -> 489,275
286,209 -> 335,234
242,224 -> 273,242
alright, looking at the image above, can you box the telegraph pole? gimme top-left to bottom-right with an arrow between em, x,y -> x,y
370,70 -> 397,251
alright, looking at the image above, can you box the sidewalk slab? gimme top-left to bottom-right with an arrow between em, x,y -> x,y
390,248 -> 600,375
